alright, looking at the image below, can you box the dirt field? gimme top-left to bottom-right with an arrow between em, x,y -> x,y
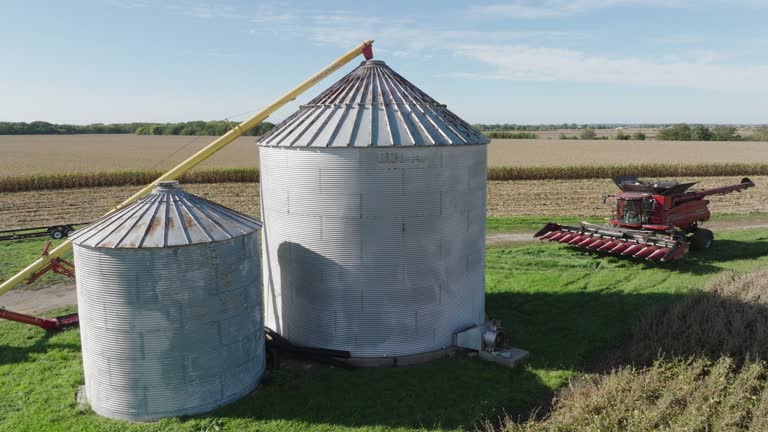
486,176 -> 768,217
1,177 -> 765,229
0,135 -> 260,175
487,139 -> 768,166
2,134 -> 768,175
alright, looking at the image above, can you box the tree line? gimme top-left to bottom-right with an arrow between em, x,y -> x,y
133,121 -> 274,136
474,123 -> 616,132
0,121 -> 141,135
559,129 -> 646,140
0,121 -> 275,136
656,124 -> 767,141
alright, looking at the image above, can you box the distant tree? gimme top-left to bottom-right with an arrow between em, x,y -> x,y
657,124 -> 693,141
711,126 -> 741,141
632,132 -> 646,140
250,122 -> 275,136
615,130 -> 630,140
580,128 -> 597,140
163,124 -> 184,135
148,125 -> 165,135
746,127 -> 768,142
692,124 -> 714,141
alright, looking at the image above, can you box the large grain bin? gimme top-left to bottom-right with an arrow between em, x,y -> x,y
69,181 -> 264,421
259,59 -> 490,359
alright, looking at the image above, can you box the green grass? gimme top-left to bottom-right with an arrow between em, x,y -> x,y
2,227 -> 768,431
0,238 -> 69,287
486,213 -> 768,233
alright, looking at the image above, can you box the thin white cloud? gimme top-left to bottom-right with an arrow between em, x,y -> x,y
187,3 -> 236,18
471,0 -> 768,18
119,1 -> 768,93
452,44 -> 768,91
299,13 -> 576,59
109,0 -> 149,9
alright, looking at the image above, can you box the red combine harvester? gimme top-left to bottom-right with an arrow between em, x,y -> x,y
534,176 -> 755,262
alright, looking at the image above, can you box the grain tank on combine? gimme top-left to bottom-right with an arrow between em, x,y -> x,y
535,177 -> 755,262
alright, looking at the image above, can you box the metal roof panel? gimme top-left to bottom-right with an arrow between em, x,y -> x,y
70,181 -> 261,248
259,60 -> 489,147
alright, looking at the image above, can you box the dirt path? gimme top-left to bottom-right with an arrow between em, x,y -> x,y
4,217 -> 768,316
486,232 -> 539,247
1,283 -> 76,314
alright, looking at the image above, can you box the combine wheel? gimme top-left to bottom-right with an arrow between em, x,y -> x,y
691,228 -> 714,250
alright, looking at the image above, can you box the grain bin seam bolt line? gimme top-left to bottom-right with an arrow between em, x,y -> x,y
0,39 -> 374,298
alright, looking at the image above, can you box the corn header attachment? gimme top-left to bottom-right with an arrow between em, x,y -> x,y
535,177 -> 755,262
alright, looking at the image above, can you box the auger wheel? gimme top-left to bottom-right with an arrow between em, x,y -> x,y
690,228 -> 714,250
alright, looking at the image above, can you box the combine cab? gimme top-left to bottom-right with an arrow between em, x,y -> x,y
535,177 -> 755,262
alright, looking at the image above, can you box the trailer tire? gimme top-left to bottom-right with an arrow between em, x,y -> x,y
50,229 -> 64,240
691,228 -> 714,250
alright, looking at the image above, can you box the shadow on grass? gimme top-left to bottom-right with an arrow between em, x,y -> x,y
572,238 -> 768,275
204,237 -> 768,429
0,328 -> 80,366
211,355 -> 553,430
199,290 -> 694,430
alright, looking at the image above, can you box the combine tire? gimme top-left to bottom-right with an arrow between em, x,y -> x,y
691,229 -> 714,250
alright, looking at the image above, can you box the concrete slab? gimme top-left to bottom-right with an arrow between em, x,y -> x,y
76,385 -> 89,411
343,347 -> 459,368
478,348 -> 529,369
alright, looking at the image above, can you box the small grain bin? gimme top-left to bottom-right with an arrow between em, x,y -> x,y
69,181 -> 264,421
259,59 -> 490,359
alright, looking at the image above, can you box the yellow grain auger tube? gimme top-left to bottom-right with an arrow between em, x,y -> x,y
0,39 -> 374,298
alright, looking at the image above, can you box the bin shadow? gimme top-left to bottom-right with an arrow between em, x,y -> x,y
210,288 -> 691,430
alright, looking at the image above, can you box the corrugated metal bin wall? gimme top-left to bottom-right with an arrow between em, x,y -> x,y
71,182 -> 264,421
261,144 -> 487,357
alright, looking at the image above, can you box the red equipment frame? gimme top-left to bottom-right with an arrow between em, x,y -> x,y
535,177 -> 755,262
0,241 -> 79,331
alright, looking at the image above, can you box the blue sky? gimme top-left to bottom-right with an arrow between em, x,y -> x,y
1,0 -> 767,124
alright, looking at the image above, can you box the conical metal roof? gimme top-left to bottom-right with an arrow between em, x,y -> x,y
69,181 -> 261,248
258,59 -> 489,147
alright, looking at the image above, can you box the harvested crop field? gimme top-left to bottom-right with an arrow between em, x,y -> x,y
487,176 -> 768,217
0,135 -> 259,175
1,176 -> 766,229
487,139 -> 768,166
1,134 -> 768,176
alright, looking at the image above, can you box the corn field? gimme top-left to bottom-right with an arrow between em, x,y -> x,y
1,163 -> 766,193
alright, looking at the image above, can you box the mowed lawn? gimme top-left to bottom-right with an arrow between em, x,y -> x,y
1,221 -> 768,431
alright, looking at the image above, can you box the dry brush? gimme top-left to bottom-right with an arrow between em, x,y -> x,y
498,268 -> 768,432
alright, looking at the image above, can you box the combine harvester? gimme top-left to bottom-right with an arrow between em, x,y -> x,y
534,176 -> 755,262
